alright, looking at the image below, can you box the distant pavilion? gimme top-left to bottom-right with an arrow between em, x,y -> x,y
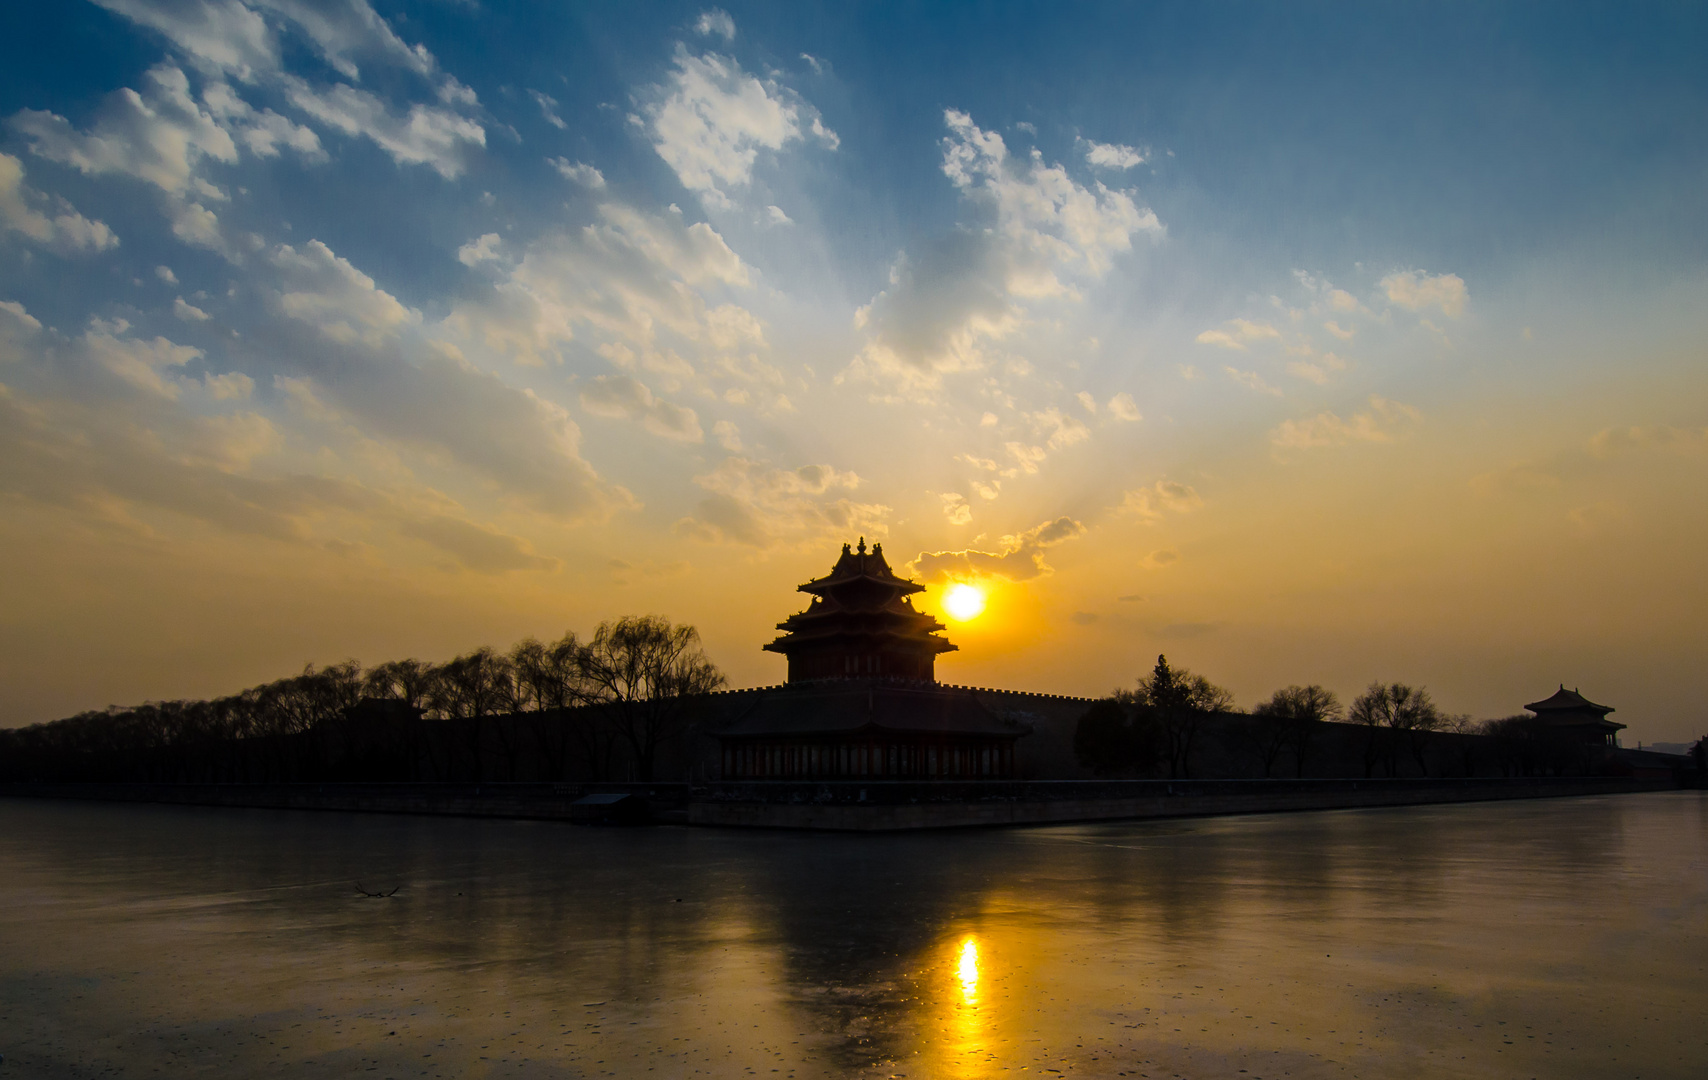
1524,686 -> 1624,746
717,539 -> 1030,780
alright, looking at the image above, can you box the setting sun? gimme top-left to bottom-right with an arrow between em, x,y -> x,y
943,584 -> 986,621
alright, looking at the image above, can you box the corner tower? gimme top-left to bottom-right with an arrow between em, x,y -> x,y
764,539 -> 956,682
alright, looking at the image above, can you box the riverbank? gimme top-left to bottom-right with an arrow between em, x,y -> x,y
1,775 -> 1680,830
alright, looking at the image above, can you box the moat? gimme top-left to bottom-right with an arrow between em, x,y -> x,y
2,792 -> 1704,1078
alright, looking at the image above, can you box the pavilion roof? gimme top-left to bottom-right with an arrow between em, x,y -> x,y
797,538 -> 923,597
1524,685 -> 1616,717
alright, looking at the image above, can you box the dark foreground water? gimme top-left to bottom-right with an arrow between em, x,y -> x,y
1,794 -> 1704,1079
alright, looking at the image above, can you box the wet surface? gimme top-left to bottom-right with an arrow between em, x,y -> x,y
1,792 -> 1705,1078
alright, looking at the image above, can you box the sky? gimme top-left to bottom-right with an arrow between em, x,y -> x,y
2,1 -> 1705,742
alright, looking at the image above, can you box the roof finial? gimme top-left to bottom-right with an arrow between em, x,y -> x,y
857,536 -> 866,554
872,541 -> 883,558
841,542 -> 851,556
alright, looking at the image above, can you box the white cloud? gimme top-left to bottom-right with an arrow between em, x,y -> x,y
272,239 -> 421,346
529,89 -> 567,130
694,8 -> 736,41
1083,139 -> 1146,169
578,374 -> 704,442
283,77 -> 484,178
84,323 -> 203,398
1381,270 -> 1467,318
765,204 -> 792,226
550,158 -> 606,188
174,296 -> 211,321
1195,317 -> 1280,350
446,201 -> 756,369
202,370 -> 253,399
0,153 -> 120,253
941,110 -> 1160,279
12,65 -> 238,197
155,264 -> 178,284
1285,349 -> 1348,385
457,232 -> 503,266
1076,390 -> 1097,413
93,0 -> 278,81
1031,406 -> 1090,450
1120,479 -> 1202,520
911,515 -> 1087,582
675,458 -> 887,547
712,418 -> 742,451
1223,366 -> 1283,396
201,80 -> 324,160
1270,395 -> 1421,451
1107,392 -> 1141,421
642,47 -> 836,204
0,299 -> 43,333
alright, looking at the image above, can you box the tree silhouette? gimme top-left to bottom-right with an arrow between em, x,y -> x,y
577,615 -> 726,782
1116,655 -> 1233,779
1073,698 -> 1162,776
1248,684 -> 1341,778
1348,682 -> 1441,777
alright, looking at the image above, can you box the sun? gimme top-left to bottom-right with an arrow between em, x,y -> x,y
942,583 -> 986,621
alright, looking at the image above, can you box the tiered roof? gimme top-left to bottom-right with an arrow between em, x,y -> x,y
763,538 -> 956,677
1523,685 -> 1624,730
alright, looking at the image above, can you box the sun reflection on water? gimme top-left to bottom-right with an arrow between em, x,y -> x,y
957,936 -> 979,1001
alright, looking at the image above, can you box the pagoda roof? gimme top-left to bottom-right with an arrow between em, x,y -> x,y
719,681 -> 1031,740
798,537 -> 923,597
1524,685 -> 1615,716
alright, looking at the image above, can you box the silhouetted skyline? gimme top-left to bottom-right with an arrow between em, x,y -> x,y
2,3 -> 1705,742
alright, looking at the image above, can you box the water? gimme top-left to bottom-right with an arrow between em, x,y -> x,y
1,793 -> 1704,1079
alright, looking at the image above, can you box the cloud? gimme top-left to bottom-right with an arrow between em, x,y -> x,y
11,65 -> 238,197
1270,395 -> 1421,452
1223,366 -> 1283,396
846,111 -> 1161,396
445,201 -> 757,372
396,515 -> 557,573
529,89 -> 567,130
1285,349 -> 1348,385
1381,270 -> 1467,318
694,8 -> 736,40
1031,406 -> 1090,450
0,299 -> 43,333
1195,318 -> 1280,350
675,458 -> 887,547
1587,425 -> 1708,458
1083,140 -> 1145,169
940,491 -> 972,525
200,80 -> 323,160
0,153 -> 120,253
173,296 -> 211,321
578,374 -> 703,442
272,239 -> 420,346
457,232 -> 503,266
1120,480 -> 1202,520
1107,391 -> 1141,421
712,419 -> 742,451
764,204 -> 792,226
550,158 -> 605,188
283,77 -> 484,178
642,46 -> 836,204
910,515 -> 1087,582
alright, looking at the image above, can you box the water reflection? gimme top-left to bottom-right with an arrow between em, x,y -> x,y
1,794 -> 1704,1078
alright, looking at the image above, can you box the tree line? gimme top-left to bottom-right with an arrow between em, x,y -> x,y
1075,654 -> 1601,779
0,616 -> 724,785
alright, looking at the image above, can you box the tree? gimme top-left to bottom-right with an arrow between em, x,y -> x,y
578,616 -> 726,781
1117,655 -> 1234,779
1248,685 -> 1341,778
1073,698 -> 1162,776
429,647 -> 515,780
1348,683 -> 1440,776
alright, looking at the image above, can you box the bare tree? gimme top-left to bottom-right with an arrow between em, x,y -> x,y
578,616 -> 725,781
1116,655 -> 1234,779
1248,685 -> 1341,778
429,648 -> 515,780
1349,682 -> 1440,776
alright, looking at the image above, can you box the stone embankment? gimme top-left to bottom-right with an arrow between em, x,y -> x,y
2,775 -> 1681,830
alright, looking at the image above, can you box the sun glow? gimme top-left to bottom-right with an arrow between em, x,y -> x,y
943,583 -> 986,621
957,936 -> 979,998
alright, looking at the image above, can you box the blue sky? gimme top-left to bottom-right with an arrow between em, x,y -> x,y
2,1 -> 1706,740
